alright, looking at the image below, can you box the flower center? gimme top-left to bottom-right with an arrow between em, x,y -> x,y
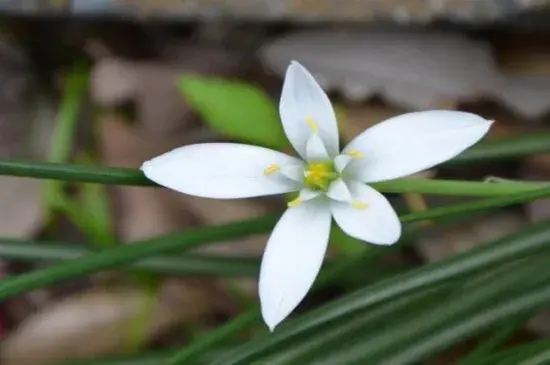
304,161 -> 338,191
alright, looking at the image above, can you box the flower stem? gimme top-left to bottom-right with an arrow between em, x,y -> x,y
1,187 -> 550,302
372,178 -> 546,197
0,160 -> 547,197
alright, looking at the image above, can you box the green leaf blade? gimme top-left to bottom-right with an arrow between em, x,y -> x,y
179,75 -> 289,149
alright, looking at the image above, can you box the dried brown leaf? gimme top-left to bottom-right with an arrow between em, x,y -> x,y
99,115 -> 196,241
0,286 -> 219,365
92,46 -> 242,135
0,177 -> 44,237
260,29 -> 495,109
416,211 -> 527,262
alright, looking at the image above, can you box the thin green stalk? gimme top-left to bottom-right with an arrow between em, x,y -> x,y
451,132 -> 550,165
316,254 -> 550,364
377,280 -> 550,365
1,159 -> 549,196
213,221 -> 550,365
48,66 -> 89,164
371,178 -> 546,197
43,65 -> 89,216
517,348 -> 550,365
499,341 -> 550,365
397,186 -> 550,223
2,131 -> 550,186
466,339 -> 550,365
0,215 -> 277,300
169,251 -> 380,365
76,155 -> 117,248
0,160 -> 152,186
266,285 -> 449,365
459,317 -> 529,365
1,187 -> 550,301
0,239 -> 262,276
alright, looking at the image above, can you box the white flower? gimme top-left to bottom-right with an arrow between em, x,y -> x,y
141,61 -> 493,331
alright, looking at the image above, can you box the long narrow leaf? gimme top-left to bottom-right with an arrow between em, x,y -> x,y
377,280 -> 550,364
2,159 -> 548,196
214,222 -> 550,365
314,254 -> 550,364
0,215 -> 276,300
0,239 -> 260,276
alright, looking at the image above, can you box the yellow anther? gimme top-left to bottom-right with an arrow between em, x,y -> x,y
352,201 -> 369,210
305,117 -> 318,133
264,164 -> 280,175
288,197 -> 303,207
346,150 -> 364,159
304,162 -> 336,190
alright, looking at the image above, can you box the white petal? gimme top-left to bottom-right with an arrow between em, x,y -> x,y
306,133 -> 330,162
279,61 -> 339,159
141,143 -> 303,199
334,154 -> 352,173
331,182 -> 401,245
326,178 -> 352,202
280,165 -> 306,183
259,199 -> 332,331
297,188 -> 323,202
343,111 -> 493,183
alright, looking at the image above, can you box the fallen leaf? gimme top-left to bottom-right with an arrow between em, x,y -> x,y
260,29 -> 496,109
260,28 -> 550,119
98,115 -> 197,241
416,211 -> 527,262
0,177 -> 44,237
496,35 -> 550,76
338,103 -> 403,142
490,76 -> 550,120
92,45 -> 242,135
0,42 -> 52,238
0,286 -> 221,365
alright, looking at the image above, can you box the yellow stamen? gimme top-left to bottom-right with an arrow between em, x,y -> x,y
305,117 -> 318,133
264,164 -> 280,175
352,201 -> 369,210
288,197 -> 303,207
304,162 -> 336,190
346,150 -> 364,159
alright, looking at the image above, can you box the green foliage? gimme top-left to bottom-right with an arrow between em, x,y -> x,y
4,74 -> 550,365
213,222 -> 550,365
178,75 -> 289,149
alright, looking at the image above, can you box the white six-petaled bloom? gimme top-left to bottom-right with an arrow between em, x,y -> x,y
141,61 -> 493,331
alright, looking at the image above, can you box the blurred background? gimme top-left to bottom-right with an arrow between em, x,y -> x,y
2,1 -> 550,364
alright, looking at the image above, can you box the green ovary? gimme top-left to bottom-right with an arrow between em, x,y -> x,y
304,161 -> 338,191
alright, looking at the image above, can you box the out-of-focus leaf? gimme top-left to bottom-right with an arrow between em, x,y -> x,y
55,348 -> 230,365
260,29 -> 493,110
214,222 -> 550,365
459,317 -> 530,365
44,64 -> 88,216
0,177 -> 43,237
468,339 -> 550,365
329,223 -> 366,257
77,181 -> 116,247
374,279 -> 550,365
315,253 -> 550,364
178,75 -> 288,149
92,45 -> 241,135
0,285 -> 220,365
265,285 -> 449,365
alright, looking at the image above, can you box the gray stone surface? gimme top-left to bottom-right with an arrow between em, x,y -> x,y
1,0 -> 549,22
